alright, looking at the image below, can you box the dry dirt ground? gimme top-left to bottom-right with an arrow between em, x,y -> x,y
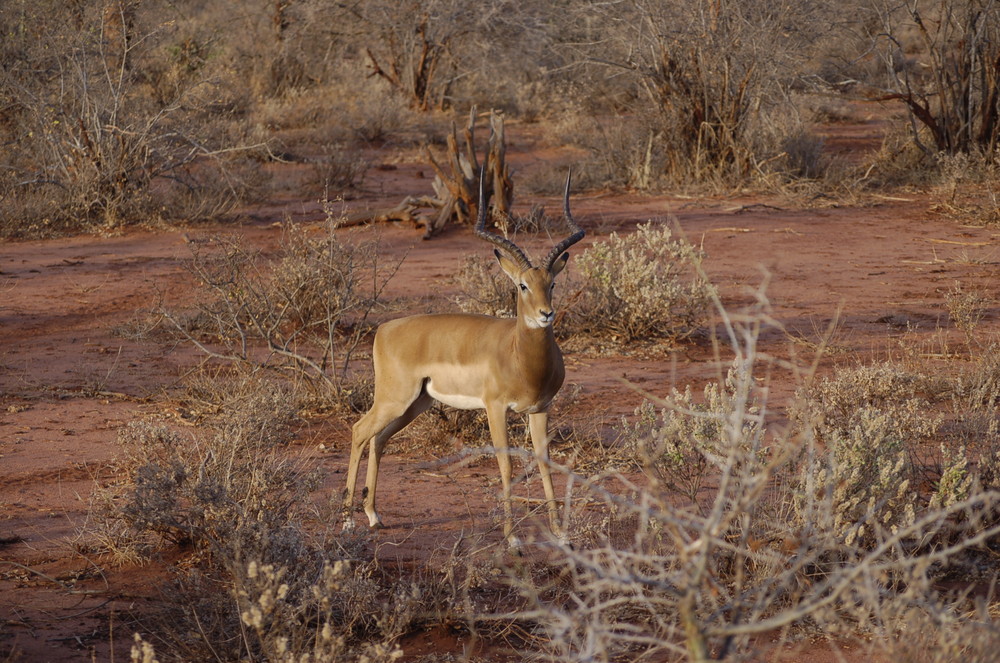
3,114 -> 1000,661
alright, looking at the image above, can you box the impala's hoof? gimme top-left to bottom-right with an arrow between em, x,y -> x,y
371,521 -> 387,530
342,519 -> 356,532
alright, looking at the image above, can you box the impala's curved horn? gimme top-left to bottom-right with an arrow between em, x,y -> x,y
543,171 -> 585,271
474,166 -> 531,269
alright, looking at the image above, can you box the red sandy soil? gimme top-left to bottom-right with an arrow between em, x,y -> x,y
3,112 -> 1000,661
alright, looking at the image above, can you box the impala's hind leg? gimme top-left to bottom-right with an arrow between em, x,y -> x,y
342,388 -> 432,529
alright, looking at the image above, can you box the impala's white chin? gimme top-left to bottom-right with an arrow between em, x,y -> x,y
527,316 -> 554,329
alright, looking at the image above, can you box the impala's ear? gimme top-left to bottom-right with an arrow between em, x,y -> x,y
549,251 -> 569,276
494,248 -> 521,281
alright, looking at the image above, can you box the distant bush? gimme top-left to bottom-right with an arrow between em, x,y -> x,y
454,253 -> 518,318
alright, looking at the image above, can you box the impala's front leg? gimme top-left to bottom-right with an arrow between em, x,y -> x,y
529,411 -> 563,540
486,402 -> 518,549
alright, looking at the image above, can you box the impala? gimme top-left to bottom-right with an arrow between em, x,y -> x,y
342,173 -> 584,547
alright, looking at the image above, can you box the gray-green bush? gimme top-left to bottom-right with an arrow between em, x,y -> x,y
569,222 -> 712,344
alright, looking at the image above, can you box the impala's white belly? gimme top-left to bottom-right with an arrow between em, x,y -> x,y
426,380 -> 485,410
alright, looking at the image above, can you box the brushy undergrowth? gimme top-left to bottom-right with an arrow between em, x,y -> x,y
161,214 -> 399,412
508,285 -> 1000,662
97,269 -> 1000,662
91,371 -> 496,663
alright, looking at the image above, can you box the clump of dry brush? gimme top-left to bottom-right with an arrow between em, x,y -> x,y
158,213 -> 401,413
509,285 -> 1000,662
91,370 -> 490,663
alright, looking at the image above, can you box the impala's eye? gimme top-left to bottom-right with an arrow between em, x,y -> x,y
519,283 -> 528,292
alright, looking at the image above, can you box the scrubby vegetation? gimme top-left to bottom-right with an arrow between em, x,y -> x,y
94,276 -> 1000,662
5,0 -> 1000,238
5,1 -> 1000,661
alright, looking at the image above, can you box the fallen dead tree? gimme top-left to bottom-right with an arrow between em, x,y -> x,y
342,107 -> 513,238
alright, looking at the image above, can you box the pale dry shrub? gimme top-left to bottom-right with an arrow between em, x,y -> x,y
568,221 -> 712,344
797,408 -> 921,547
945,282 -> 991,340
232,560 -> 409,663
453,253 -> 517,318
793,363 -> 943,441
0,1 -> 264,237
876,594 -> 1000,663
957,344 -> 1000,410
91,370 -> 443,662
627,360 -> 766,506
859,123 -> 944,189
793,364 -> 942,547
101,378 -> 303,551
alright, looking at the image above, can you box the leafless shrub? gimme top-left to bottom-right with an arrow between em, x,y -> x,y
310,147 -> 369,192
163,216 -> 399,409
958,344 -> 1000,410
0,1 -> 264,237
876,596 -> 1000,663
91,368 -> 455,662
559,0 -> 837,188
350,1 -> 482,111
567,221 -> 713,344
866,0 -> 1000,158
780,129 -> 827,179
102,379 -> 301,551
945,282 -> 992,341
557,114 -> 663,190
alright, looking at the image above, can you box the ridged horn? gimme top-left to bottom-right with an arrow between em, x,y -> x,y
543,171 -> 585,271
473,166 -> 532,269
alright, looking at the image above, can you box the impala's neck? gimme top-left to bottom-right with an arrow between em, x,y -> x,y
513,313 -> 562,386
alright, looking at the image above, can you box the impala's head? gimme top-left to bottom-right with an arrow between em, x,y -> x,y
494,251 -> 567,328
475,169 -> 584,330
